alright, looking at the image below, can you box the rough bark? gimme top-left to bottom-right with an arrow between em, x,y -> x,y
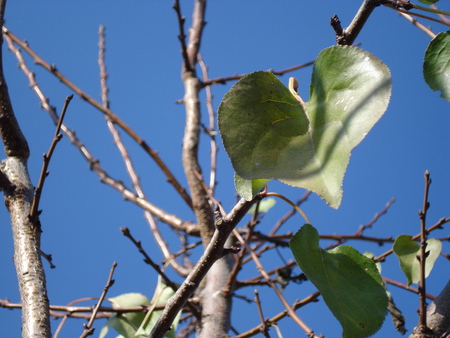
410,279 -> 450,337
179,1 -> 235,335
1,158 -> 51,338
0,1 -> 51,337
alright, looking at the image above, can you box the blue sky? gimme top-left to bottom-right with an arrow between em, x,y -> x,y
0,1 -> 449,337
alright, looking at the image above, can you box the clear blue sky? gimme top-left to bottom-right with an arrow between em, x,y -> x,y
0,1 -> 449,337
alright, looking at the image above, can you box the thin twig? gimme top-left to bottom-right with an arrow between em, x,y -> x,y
29,95 -> 72,224
120,227 -> 201,320
431,4 -> 450,25
3,26 -> 194,210
265,192 -> 311,224
254,289 -> 271,338
173,0 -> 191,73
98,25 -> 190,276
79,262 -> 117,338
418,171 -> 431,329
39,249 -> 56,269
224,201 -> 261,295
269,191 -> 311,236
375,216 -> 450,262
326,197 -> 395,250
3,33 -> 199,236
203,61 -> 314,86
235,292 -> 321,338
389,6 -> 450,28
0,297 -> 166,314
120,227 -> 181,289
383,277 -> 436,300
197,53 -> 219,195
398,11 -> 436,38
233,230 -> 320,338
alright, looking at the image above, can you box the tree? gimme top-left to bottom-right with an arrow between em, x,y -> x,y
0,1 -> 449,337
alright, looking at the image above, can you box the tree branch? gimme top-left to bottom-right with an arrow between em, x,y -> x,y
427,279 -> 450,336
331,0 -> 412,45
2,26 -> 193,210
3,34 -> 200,238
97,26 -> 192,276
29,95 -> 72,224
0,1 -> 50,337
79,262 -> 117,338
150,197 -> 259,338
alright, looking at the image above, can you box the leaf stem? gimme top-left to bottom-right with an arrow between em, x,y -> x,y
265,192 -> 311,224
412,3 -> 450,17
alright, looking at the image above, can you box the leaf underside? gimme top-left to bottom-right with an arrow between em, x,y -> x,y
219,46 -> 392,208
393,235 -> 442,285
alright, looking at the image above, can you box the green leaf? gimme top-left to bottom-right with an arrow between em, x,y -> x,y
290,224 -> 388,338
424,31 -> 450,102
393,235 -> 442,286
234,172 -> 269,201
218,46 -> 391,208
247,197 -> 276,214
99,293 -> 151,338
418,0 -> 439,4
134,279 -> 181,338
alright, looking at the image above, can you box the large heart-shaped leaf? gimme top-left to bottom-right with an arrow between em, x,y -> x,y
290,224 -> 388,338
218,46 -> 392,208
424,31 -> 450,102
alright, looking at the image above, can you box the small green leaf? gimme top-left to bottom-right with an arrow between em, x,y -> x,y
134,279 -> 181,338
393,235 -> 442,286
418,0 -> 440,4
234,173 -> 269,201
219,46 -> 391,208
99,293 -> 150,338
247,197 -> 276,214
290,224 -> 388,338
424,31 -> 450,102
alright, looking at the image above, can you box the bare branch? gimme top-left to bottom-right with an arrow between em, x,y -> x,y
233,230 -> 320,338
332,0 -> 412,45
29,95 -> 72,224
375,216 -> 450,262
3,34 -> 199,237
197,53 -> 218,195
398,11 -> 437,38
203,61 -> 314,86
79,262 -> 117,338
98,26 -> 191,276
412,171 -> 433,335
235,292 -> 321,338
2,26 -> 193,209
0,1 -> 50,336
254,289 -> 271,338
150,197 -> 260,338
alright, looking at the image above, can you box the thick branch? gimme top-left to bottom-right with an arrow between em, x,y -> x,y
181,0 -> 213,246
0,1 -> 50,337
1,157 -> 51,338
332,0 -> 412,45
150,197 -> 259,338
0,2 -> 28,158
427,279 -> 450,336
